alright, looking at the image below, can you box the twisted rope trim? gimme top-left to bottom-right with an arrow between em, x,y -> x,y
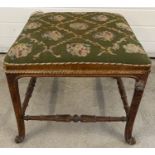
4,62 -> 151,67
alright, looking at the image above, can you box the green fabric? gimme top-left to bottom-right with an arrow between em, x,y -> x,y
4,12 -> 151,65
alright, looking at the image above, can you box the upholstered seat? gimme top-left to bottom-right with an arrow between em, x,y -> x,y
4,12 -> 151,74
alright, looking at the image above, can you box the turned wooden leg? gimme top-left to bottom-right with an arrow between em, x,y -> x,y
6,73 -> 25,143
125,74 -> 149,145
116,77 -> 130,115
23,77 -> 37,115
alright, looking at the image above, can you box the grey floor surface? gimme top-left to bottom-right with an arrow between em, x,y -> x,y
0,54 -> 155,148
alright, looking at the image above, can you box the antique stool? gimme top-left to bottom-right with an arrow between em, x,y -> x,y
3,12 -> 151,144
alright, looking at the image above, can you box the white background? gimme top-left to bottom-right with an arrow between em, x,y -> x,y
1,0 -> 155,154
1,0 -> 155,7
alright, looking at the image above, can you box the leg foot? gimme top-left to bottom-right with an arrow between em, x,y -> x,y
126,137 -> 136,145
125,74 -> 149,145
15,135 -> 25,143
6,74 -> 25,143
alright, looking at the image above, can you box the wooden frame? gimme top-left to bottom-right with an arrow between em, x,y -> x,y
5,69 -> 150,145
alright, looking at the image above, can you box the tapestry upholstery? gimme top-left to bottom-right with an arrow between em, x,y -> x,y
4,12 -> 151,67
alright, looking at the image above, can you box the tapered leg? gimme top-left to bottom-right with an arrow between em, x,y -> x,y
116,77 -> 129,115
23,77 -> 37,115
125,74 -> 149,145
6,73 -> 25,143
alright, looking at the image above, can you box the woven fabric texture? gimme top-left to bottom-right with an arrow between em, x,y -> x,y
4,12 -> 151,65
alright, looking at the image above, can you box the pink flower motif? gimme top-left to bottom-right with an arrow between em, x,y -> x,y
123,44 -> 145,54
94,31 -> 114,41
66,43 -> 90,57
8,43 -> 32,59
69,22 -> 88,30
42,31 -> 63,41
92,15 -> 108,21
25,22 -> 41,29
49,15 -> 66,21
116,23 -> 132,31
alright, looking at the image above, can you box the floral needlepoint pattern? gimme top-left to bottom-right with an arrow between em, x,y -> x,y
92,15 -> 108,21
123,44 -> 145,54
94,31 -> 114,41
116,23 -> 132,31
42,31 -> 63,41
66,43 -> 90,57
4,12 -> 151,65
69,22 -> 88,30
25,22 -> 42,30
8,43 -> 32,59
49,15 -> 66,21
